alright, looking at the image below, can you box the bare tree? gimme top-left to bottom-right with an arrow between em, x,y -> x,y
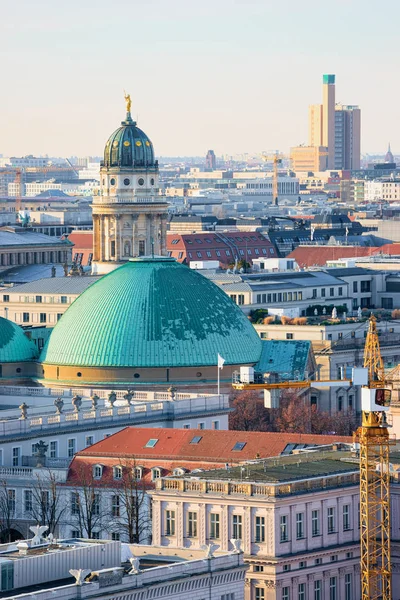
0,480 -> 18,542
111,460 -> 151,543
68,463 -> 108,539
29,470 -> 67,535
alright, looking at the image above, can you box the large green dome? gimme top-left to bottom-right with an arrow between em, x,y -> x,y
102,114 -> 156,169
0,317 -> 39,363
40,258 -> 262,369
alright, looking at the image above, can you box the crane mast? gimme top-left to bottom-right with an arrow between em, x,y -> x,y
358,316 -> 392,600
232,315 -> 393,599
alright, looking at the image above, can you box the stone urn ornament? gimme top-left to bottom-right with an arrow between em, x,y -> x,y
72,395 -> 82,413
54,397 -> 64,414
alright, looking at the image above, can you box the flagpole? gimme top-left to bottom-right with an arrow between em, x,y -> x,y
217,362 -> 220,397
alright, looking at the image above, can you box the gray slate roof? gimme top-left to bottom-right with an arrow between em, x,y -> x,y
0,230 -> 69,247
8,276 -> 101,295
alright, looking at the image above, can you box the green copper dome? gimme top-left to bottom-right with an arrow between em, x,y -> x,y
40,258 -> 262,368
0,317 -> 39,363
102,114 -> 156,169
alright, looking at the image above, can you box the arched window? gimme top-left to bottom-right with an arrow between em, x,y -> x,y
113,466 -> 123,480
93,464 -> 103,479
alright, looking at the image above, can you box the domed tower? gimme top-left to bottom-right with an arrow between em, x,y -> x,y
91,94 -> 168,275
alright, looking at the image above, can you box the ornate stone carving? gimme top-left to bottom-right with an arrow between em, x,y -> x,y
19,402 -> 28,420
54,397 -> 64,414
72,394 -> 82,412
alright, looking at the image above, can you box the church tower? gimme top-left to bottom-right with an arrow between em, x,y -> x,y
91,94 -> 168,275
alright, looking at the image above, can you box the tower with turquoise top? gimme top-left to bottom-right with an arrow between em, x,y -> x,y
91,94 -> 168,275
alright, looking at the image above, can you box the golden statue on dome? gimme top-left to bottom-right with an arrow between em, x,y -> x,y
124,91 -> 132,113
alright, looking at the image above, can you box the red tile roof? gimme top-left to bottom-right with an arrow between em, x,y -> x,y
65,427 -> 352,486
66,230 -> 93,267
287,245 -> 380,268
167,231 -> 276,267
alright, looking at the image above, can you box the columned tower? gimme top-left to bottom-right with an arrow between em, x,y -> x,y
91,95 -> 168,275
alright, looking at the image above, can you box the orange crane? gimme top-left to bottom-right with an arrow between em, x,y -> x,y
232,315 -> 393,599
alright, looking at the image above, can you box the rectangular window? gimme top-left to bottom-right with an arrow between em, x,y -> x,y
71,492 -> 80,515
312,289 -> 317,299
212,420 -> 219,430
210,513 -> 220,539
238,294 -> 244,305
330,576 -> 337,600
67,439 -> 76,458
71,530 -> 80,538
188,512 -> 197,537
298,583 -> 305,600
339,287 -> 343,296
112,495 -> 120,517
60,296 -> 68,304
353,281 -> 358,293
282,587 -> 290,600
85,436 -> 94,447
296,512 -> 304,539
12,447 -> 20,467
91,531 -> 100,539
93,493 -> 100,516
298,292 -> 302,300
255,516 -> 265,542
330,287 -> 334,297
321,288 -> 326,297
288,292 -> 292,301
40,313 -> 46,323
24,490 -> 33,513
49,441 -> 58,458
166,510 -> 175,535
286,333 -> 293,340
111,532 -> 120,541
328,507 -> 336,533
280,515 -> 288,542
35,295 -> 42,303
343,504 -> 350,531
232,514 -> 242,539
7,490 -> 15,514
345,573 -> 352,600
312,509 -> 320,536
23,312 -> 29,323
361,280 -> 371,293
314,580 -> 322,600
3,295 -> 9,302
255,589 -> 265,600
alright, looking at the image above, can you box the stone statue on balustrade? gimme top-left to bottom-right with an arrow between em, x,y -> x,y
34,440 -> 48,467
90,394 -> 99,410
108,391 -> 117,407
72,394 -> 82,412
19,402 -> 29,420
123,389 -> 134,404
54,397 -> 64,414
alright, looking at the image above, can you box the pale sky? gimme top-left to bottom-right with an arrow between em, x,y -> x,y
1,0 -> 399,158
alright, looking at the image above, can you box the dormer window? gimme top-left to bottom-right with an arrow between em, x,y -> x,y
113,466 -> 123,480
151,467 -> 161,481
173,467 -> 186,476
133,466 -> 143,479
93,464 -> 103,479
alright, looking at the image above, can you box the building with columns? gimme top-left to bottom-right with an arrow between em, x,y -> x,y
150,449 -> 400,600
91,97 -> 168,275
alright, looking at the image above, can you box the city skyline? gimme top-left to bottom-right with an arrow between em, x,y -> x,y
1,0 -> 399,157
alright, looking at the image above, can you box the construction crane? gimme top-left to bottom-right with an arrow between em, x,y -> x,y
261,152 -> 287,207
232,315 -> 393,599
357,316 -> 392,600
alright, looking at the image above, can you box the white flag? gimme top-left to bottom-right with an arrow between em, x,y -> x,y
218,354 -> 225,369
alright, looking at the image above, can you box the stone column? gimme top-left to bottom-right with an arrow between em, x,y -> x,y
115,216 -> 120,261
132,215 -> 138,256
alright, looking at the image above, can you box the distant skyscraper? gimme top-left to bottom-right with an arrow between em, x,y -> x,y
308,74 -> 361,171
334,105 -> 361,170
205,150 -> 216,170
322,74 -> 336,169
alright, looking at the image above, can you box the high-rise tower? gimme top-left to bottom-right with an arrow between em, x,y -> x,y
91,95 -> 168,275
322,74 -> 336,169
